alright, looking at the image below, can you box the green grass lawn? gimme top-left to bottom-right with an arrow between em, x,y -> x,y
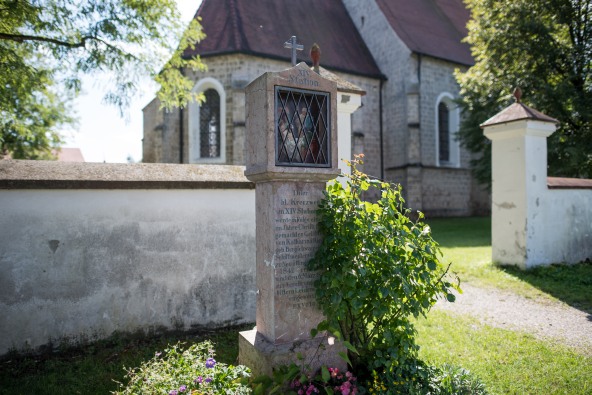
420,216 -> 592,394
415,310 -> 592,395
1,217 -> 591,394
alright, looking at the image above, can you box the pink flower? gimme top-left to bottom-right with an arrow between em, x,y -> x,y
340,381 -> 352,395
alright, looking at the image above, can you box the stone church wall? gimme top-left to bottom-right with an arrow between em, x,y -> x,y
332,71 -> 382,179
142,98 -> 163,163
143,2 -> 492,216
145,54 -> 383,180
343,0 -> 412,173
142,97 -> 182,163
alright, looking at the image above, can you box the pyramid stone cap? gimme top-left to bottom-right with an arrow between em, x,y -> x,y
481,101 -> 558,128
315,66 -> 366,96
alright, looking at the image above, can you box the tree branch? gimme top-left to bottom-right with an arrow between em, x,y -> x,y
0,32 -> 93,48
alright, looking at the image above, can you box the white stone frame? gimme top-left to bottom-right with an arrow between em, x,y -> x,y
435,92 -> 460,167
188,77 -> 226,164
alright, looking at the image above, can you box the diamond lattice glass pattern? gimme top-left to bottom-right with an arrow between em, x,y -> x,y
200,89 -> 220,158
276,87 -> 330,167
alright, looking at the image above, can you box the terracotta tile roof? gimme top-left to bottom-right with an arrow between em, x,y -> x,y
547,177 -> 592,189
376,0 -> 473,66
183,0 -> 384,79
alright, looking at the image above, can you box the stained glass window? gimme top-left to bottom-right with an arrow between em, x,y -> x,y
438,101 -> 450,163
200,89 -> 220,158
275,87 -> 330,167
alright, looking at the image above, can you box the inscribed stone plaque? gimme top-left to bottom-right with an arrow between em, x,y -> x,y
255,181 -> 325,344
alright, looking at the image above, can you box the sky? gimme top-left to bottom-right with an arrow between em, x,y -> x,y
63,1 -> 202,163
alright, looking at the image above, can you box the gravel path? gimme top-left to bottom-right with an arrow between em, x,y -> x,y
435,283 -> 592,356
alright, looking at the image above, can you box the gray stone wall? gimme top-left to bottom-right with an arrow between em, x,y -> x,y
343,0 -> 412,173
334,71 -> 382,178
142,8 -> 491,216
145,54 -> 383,180
421,167 -> 472,217
142,98 -> 163,163
342,0 -> 490,216
419,57 -> 466,167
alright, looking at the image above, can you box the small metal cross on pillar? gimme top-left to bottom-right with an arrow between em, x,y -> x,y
284,35 -> 303,66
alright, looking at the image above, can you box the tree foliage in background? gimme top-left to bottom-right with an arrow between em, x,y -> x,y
0,0 -> 206,159
457,0 -> 592,185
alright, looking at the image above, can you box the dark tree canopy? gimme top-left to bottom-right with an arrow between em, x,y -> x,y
0,0 -> 206,159
457,0 -> 592,185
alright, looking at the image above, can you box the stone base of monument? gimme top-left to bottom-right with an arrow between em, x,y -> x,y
238,328 -> 347,377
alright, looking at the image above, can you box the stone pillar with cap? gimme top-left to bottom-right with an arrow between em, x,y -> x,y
481,89 -> 558,269
238,62 -> 346,376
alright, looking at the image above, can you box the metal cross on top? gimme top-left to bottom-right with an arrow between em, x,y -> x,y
284,35 -> 303,66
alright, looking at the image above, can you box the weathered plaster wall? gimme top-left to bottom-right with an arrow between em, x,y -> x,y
485,120 -> 592,268
0,161 -> 256,356
528,188 -> 592,265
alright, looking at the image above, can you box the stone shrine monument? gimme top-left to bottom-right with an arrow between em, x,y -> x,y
238,62 -> 345,375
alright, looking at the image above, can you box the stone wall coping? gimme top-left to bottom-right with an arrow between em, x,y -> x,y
547,176 -> 592,190
0,160 -> 254,190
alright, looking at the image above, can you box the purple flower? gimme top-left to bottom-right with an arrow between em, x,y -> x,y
179,385 -> 187,392
194,376 -> 203,384
155,351 -> 162,357
205,377 -> 212,383
305,384 -> 319,395
205,357 -> 216,368
168,391 -> 177,395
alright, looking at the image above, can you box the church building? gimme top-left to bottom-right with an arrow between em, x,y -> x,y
143,0 -> 490,216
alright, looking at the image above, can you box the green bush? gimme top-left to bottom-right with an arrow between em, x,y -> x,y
113,341 -> 250,395
308,157 -> 459,382
369,363 -> 488,395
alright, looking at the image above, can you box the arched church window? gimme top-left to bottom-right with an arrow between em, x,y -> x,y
438,101 -> 450,163
188,78 -> 226,163
199,89 -> 220,158
435,93 -> 460,167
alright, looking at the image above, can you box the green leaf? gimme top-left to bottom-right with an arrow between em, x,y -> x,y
254,383 -> 265,395
342,340 -> 359,355
321,365 -> 330,382
446,293 -> 456,302
338,351 -> 352,367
